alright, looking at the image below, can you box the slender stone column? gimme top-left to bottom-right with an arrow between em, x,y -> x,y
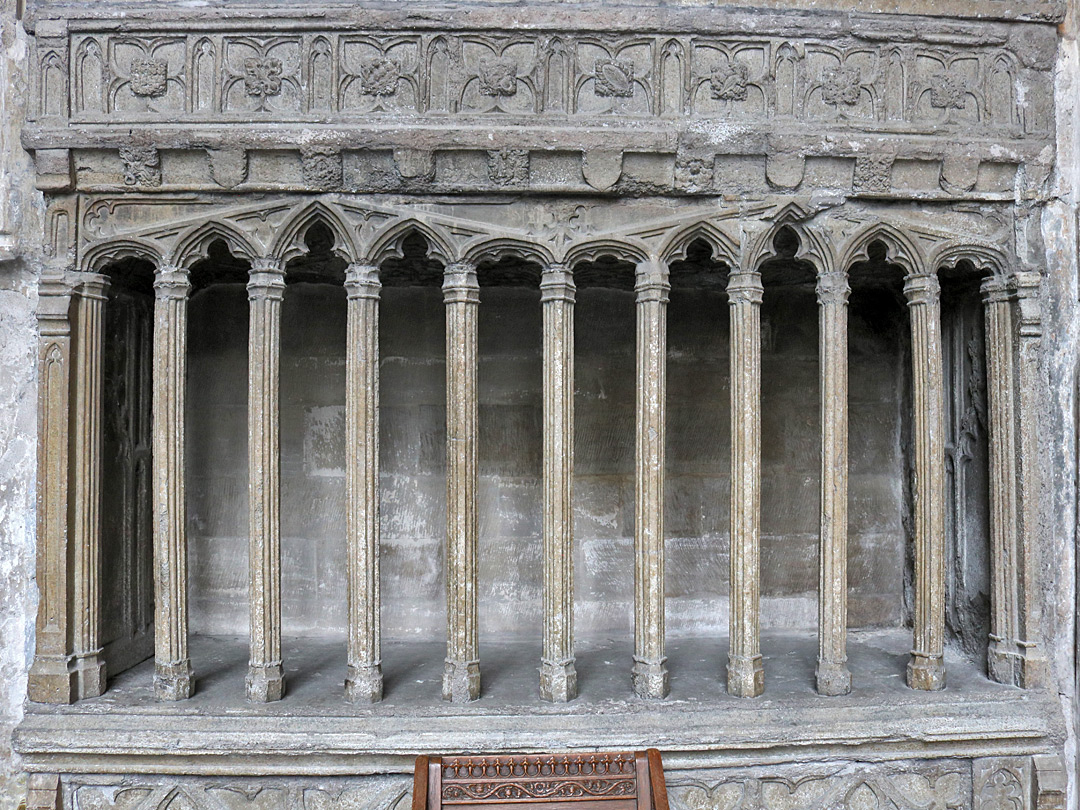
727,266 -> 764,698
28,277 -> 77,704
246,258 -> 287,702
633,259 -> 670,700
540,264 -> 577,702
71,275 -> 110,699
981,277 -> 1018,685
904,272 -> 946,691
345,263 -> 383,703
153,265 -> 194,701
443,261 -> 481,703
815,269 -> 852,696
1009,272 -> 1048,688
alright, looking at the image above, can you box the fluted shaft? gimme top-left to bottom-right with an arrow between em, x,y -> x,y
633,259 -> 670,700
28,278 -> 76,704
71,275 -> 110,700
904,273 -> 946,691
443,261 -> 481,703
815,270 -> 851,696
727,268 -> 764,698
345,264 -> 383,703
153,266 -> 194,701
540,265 -> 577,703
982,272 -> 1048,688
246,258 -> 286,703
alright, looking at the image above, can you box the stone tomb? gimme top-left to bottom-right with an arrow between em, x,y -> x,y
13,1 -> 1068,809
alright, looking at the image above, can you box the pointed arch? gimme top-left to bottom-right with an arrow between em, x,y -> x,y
929,241 -> 1009,279
565,238 -> 650,268
660,219 -> 739,268
170,220 -> 258,269
82,238 -> 162,274
462,237 -> 555,268
746,220 -> 835,273
839,222 -> 926,277
270,200 -> 359,265
367,218 -> 455,265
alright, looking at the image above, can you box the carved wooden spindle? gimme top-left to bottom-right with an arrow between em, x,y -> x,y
904,272 -> 946,691
632,259 -> 670,699
345,263 -> 383,703
28,277 -> 77,704
246,258 -> 286,702
443,261 -> 481,702
540,263 -> 578,703
815,268 -> 852,696
727,266 -> 764,698
71,274 -> 110,700
152,265 -> 194,701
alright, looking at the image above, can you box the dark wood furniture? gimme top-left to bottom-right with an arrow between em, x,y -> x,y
413,750 -> 669,810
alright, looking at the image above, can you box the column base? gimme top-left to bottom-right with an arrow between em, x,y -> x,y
906,652 -> 945,691
727,654 -> 764,698
246,663 -> 286,702
154,659 -> 194,701
72,651 -> 107,699
539,658 -> 578,703
443,658 -> 481,703
27,655 -> 78,704
345,663 -> 384,703
815,659 -> 851,696
988,640 -> 1049,689
631,657 -> 670,699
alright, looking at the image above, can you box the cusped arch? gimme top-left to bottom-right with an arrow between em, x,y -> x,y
271,200 -> 359,265
170,220 -> 259,269
462,237 -> 555,269
839,222 -> 926,277
82,238 -> 162,274
564,238 -> 650,268
660,220 -> 739,268
367,218 -> 456,265
746,221 -> 835,272
929,241 -> 1009,279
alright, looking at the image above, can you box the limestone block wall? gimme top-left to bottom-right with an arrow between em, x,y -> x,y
0,5 -> 43,808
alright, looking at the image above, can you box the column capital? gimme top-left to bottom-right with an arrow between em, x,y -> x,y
726,269 -> 763,305
540,264 -> 575,303
248,258 -> 286,301
345,263 -> 382,300
1012,272 -> 1042,337
76,273 -> 111,301
443,261 -> 480,304
154,265 -> 191,300
815,270 -> 850,306
903,272 -> 940,307
37,276 -> 74,335
635,260 -> 670,304
980,275 -> 1011,304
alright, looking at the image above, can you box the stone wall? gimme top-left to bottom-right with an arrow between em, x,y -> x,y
0,5 -> 43,809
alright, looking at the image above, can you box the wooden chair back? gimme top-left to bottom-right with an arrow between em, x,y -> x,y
413,750 -> 669,810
